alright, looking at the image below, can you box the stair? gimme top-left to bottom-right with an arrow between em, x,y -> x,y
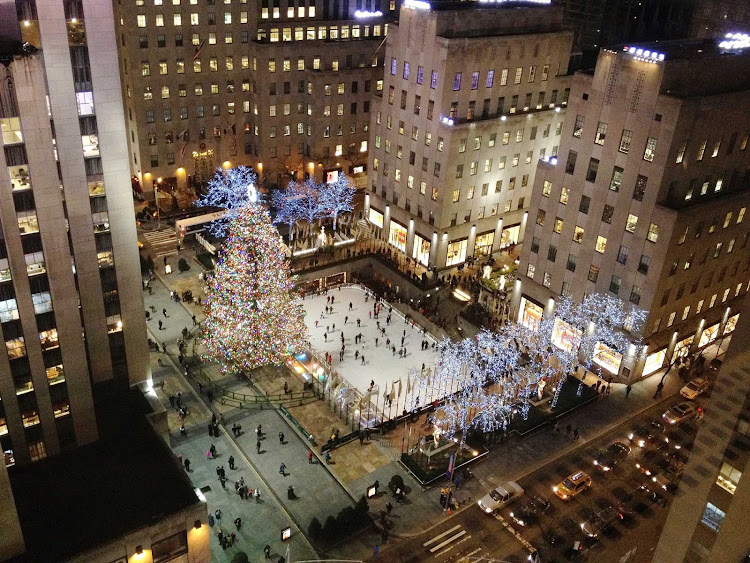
143,228 -> 179,258
356,219 -> 372,240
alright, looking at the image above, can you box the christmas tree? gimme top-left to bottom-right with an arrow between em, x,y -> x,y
202,203 -> 306,373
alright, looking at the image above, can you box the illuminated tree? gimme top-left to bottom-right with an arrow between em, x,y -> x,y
319,174 -> 354,231
272,181 -> 306,243
197,165 -> 258,236
202,203 -> 306,373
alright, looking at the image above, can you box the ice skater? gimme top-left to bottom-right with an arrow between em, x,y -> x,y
349,302 -> 353,310
345,316 -> 348,324
361,355 -> 365,365
375,337 -> 379,347
357,318 -> 361,327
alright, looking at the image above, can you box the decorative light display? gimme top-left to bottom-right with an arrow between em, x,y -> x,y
404,0 -> 430,10
718,32 -> 750,51
197,166 -> 258,236
478,0 -> 551,4
407,294 -> 645,440
354,9 -> 383,17
202,203 -> 306,374
318,173 -> 355,231
623,46 -> 665,63
440,116 -> 455,126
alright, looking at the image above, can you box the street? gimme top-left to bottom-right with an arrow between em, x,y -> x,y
380,393 -> 705,562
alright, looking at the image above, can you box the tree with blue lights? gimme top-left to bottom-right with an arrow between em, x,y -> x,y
319,174 -> 354,231
197,165 -> 258,236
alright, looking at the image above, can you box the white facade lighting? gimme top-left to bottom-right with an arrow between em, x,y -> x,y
719,32 -> 750,51
404,0 -> 430,10
354,10 -> 383,17
440,116 -> 454,126
623,46 -> 664,63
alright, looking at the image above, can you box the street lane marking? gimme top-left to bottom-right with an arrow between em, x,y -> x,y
457,547 -> 483,562
430,530 -> 467,553
424,524 -> 463,546
434,535 -> 472,558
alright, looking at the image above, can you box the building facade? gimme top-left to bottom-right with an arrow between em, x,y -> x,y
0,0 -> 149,467
116,0 -> 396,195
512,38 -> 750,381
364,1 -> 573,271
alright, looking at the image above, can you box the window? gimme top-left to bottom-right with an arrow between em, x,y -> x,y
536,209 -> 545,226
602,205 -> 614,224
526,264 -> 535,279
542,180 -> 552,197
619,129 -> 632,153
565,150 -> 577,174
553,217 -> 563,233
560,187 -> 569,204
633,174 -> 647,201
702,503 -> 725,532
609,275 -> 621,294
643,137 -> 657,162
431,70 -> 438,89
514,67 -> 522,84
588,265 -> 599,283
595,122 -> 607,145
717,462 -> 742,495
573,115 -> 584,137
647,223 -> 659,243
471,71 -> 479,90
566,254 -> 577,272
579,195 -> 591,214
595,236 -> 607,253
455,164 -> 463,179
617,245 -> 629,264
676,140 -> 687,163
453,73 -> 462,91
573,226 -> 584,243
452,189 -> 460,203
137,14 -> 146,27
630,286 -> 641,305
585,158 -> 599,182
547,245 -> 557,262
625,214 -> 638,233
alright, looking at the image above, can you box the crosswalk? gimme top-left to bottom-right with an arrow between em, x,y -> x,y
422,524 -> 486,560
143,228 -> 179,258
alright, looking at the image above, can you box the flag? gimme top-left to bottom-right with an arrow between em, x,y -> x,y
398,378 -> 403,397
383,387 -> 388,401
389,385 -> 395,403
193,39 -> 205,61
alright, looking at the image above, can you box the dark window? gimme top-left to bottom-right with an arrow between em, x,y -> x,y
601,204 -> 614,224
633,174 -> 647,201
152,531 -> 188,563
531,237 -> 540,253
578,195 -> 591,214
547,245 -> 557,262
585,158 -> 599,182
565,150 -> 577,174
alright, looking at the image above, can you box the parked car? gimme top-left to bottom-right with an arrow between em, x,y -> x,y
553,471 -> 592,500
509,495 -> 550,527
580,505 -> 624,537
662,402 -> 701,425
634,450 -> 665,477
662,426 -> 696,451
628,420 -> 665,448
680,377 -> 709,400
593,441 -> 631,472
477,481 -> 524,513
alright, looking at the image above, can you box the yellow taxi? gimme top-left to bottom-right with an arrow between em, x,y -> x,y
553,471 -> 592,500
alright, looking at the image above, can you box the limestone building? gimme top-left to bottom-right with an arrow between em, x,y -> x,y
512,37 -> 750,381
364,0 -> 573,270
116,0 -> 396,194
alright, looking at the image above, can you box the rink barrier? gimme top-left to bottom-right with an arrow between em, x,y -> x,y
279,404 -> 317,446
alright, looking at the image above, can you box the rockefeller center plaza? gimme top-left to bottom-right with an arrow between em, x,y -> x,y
1,1 -> 750,562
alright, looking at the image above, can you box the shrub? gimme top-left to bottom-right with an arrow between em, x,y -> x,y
231,553 -> 249,563
178,258 -> 191,272
322,515 -> 337,539
308,517 -> 322,540
196,253 -> 215,271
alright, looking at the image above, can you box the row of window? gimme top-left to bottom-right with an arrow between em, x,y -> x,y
136,11 -> 248,27
675,131 -> 749,164
657,280 -> 750,335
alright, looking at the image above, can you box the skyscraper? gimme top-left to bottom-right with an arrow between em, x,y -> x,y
512,37 -> 750,381
1,0 -> 149,468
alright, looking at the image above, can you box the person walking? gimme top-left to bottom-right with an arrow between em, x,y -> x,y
162,308 -> 168,317
158,319 -> 163,330
264,545 -> 271,559
283,381 -> 289,394
209,444 -> 217,458
325,451 -> 331,464
279,431 -> 285,444
228,455 -> 235,470
184,458 -> 191,472
626,384 -> 632,398
308,451 -> 313,464
254,487 -> 261,503
256,424 -> 262,437
279,463 -> 286,475
256,439 -> 262,454
234,517 -> 242,530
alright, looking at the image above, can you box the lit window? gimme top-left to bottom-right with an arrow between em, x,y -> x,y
595,236 -> 607,253
619,129 -> 632,153
643,137 -> 658,162
625,214 -> 638,233
595,121 -> 607,145
701,503 -> 725,532
647,223 -> 659,243
573,226 -> 584,243
137,14 -> 147,27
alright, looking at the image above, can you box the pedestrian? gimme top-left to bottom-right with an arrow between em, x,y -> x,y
210,444 -> 217,458
214,508 -> 222,521
254,487 -> 261,503
279,463 -> 286,475
332,323 -> 335,332
192,314 -> 197,325
308,451 -> 314,464
626,384 -> 632,398
158,319 -> 163,330
184,458 -> 191,471
345,316 -> 348,324
257,439 -> 262,454
163,308 -> 168,317
264,545 -> 271,559
349,301 -> 353,310
369,311 -> 372,319
180,424 -> 186,436
283,381 -> 289,394
382,528 -> 389,543
375,337 -> 379,347
234,517 -> 242,530
385,502 -> 393,514
373,545 -> 380,557
228,455 -> 235,470
357,318 -> 361,327
573,428 -> 580,440
361,355 -> 365,365
219,475 -> 226,488
325,451 -> 331,464
256,424 -> 262,437
279,431 -> 285,444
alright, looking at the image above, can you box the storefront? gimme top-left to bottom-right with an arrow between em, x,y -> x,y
643,348 -> 666,377
474,231 -> 495,256
551,318 -> 581,353
412,234 -> 430,266
368,207 -> 384,230
388,220 -> 407,252
501,224 -> 520,248
699,322 -> 720,348
519,296 -> 543,331
672,335 -> 694,362
592,342 -> 622,375
446,238 -> 467,267
723,313 -> 740,335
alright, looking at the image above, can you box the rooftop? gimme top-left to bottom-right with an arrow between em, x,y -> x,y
8,389 -> 198,562
613,35 -> 750,63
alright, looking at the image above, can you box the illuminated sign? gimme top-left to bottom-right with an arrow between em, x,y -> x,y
404,0 -> 430,10
326,170 -> 339,183
354,9 -> 383,17
623,46 -> 665,63
719,32 -> 750,51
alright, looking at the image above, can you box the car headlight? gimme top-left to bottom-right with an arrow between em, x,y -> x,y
639,440 -> 645,447
510,511 -> 514,517
593,460 -> 598,465
603,466 -> 610,471
628,433 -> 634,440
553,486 -> 558,491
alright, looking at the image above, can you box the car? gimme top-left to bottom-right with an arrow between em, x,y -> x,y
662,426 -> 696,451
634,450 -> 665,477
593,441 -> 631,471
580,505 -> 623,538
628,420 -> 665,448
553,471 -> 592,500
680,377 -> 709,400
509,495 -> 550,527
662,402 -> 701,425
477,481 -> 524,513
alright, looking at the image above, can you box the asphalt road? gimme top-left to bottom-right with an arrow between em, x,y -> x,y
380,391 -> 706,563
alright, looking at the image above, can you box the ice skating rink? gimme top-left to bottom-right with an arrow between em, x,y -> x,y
302,285 -> 439,398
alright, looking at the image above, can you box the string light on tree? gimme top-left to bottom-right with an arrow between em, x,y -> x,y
197,165 -> 258,236
202,203 -> 306,373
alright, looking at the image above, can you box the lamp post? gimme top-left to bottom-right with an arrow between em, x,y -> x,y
155,177 -> 163,229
